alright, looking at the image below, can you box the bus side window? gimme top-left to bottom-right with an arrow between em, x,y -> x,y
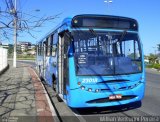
45,38 -> 48,56
40,42 -> 43,56
50,35 -> 53,56
47,36 -> 51,56
51,33 -> 58,57
38,44 -> 40,55
52,45 -> 57,56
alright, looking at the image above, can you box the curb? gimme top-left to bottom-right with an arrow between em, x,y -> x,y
17,60 -> 35,62
34,68 -> 79,122
0,64 -> 9,76
42,82 -> 80,122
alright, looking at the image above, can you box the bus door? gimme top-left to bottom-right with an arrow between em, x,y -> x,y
43,41 -> 47,79
58,33 -> 69,96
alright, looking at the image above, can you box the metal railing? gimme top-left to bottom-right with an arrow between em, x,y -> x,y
0,47 -> 8,72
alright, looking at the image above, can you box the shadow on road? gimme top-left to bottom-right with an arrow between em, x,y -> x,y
72,101 -> 142,115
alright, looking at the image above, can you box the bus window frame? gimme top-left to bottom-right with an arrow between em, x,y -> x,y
45,38 -> 49,56
52,45 -> 57,57
39,42 -> 43,56
51,33 -> 58,57
47,36 -> 52,56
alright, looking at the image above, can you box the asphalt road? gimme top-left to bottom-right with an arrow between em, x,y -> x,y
140,69 -> 160,116
20,60 -> 160,122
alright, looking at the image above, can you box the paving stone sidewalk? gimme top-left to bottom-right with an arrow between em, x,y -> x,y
0,62 -> 55,122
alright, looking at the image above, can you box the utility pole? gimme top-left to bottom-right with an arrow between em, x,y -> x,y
13,0 -> 17,67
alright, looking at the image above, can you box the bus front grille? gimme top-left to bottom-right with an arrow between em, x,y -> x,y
86,95 -> 136,104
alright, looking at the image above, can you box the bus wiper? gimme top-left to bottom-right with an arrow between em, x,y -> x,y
89,28 -> 97,37
119,30 -> 127,42
65,32 -> 74,41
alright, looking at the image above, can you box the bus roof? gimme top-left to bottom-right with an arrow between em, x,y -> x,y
71,14 -> 138,31
37,14 -> 138,44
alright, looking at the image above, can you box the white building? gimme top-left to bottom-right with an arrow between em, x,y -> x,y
17,41 -> 32,52
0,42 -> 9,49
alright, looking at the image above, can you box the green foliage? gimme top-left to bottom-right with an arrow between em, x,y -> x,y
153,64 -> 160,70
17,54 -> 35,59
148,53 -> 158,64
158,44 -> 160,51
146,63 -> 160,70
8,45 -> 13,53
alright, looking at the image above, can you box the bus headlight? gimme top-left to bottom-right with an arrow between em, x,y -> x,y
95,89 -> 100,92
88,88 -> 92,92
81,86 -> 85,90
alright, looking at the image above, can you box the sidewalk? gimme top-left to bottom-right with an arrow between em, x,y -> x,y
0,62 -> 56,122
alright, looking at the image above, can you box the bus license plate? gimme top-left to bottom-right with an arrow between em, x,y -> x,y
109,94 -> 122,100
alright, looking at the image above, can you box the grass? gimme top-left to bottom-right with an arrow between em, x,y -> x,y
17,58 -> 35,60
146,63 -> 160,70
8,54 -> 36,61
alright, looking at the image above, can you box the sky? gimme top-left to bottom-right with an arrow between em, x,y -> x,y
0,0 -> 160,55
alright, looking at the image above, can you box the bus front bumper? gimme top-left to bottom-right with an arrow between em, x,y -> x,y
67,82 -> 145,108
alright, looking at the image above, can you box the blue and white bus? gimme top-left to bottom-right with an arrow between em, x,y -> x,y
36,14 -> 145,108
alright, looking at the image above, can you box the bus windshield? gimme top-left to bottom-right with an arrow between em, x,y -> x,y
72,30 -> 142,76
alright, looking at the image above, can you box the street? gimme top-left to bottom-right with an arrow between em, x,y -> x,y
140,69 -> 160,116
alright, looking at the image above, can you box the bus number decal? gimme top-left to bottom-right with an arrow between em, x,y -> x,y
82,78 -> 98,83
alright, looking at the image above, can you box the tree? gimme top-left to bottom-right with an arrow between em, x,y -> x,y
0,0 -> 61,40
148,53 -> 158,64
8,44 -> 13,57
1,0 -> 61,67
158,44 -> 160,51
157,44 -> 160,57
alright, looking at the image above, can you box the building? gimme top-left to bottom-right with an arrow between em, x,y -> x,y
17,41 -> 35,55
17,41 -> 32,52
0,42 -> 9,49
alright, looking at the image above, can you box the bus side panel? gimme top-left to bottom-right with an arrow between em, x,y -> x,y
66,56 -> 77,105
141,40 -> 146,98
44,56 -> 57,86
36,55 -> 44,78
44,56 -> 51,85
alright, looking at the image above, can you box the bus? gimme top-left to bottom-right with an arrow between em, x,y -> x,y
36,14 -> 145,108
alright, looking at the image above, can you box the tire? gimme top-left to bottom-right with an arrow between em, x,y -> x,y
39,65 -> 43,81
52,74 -> 56,91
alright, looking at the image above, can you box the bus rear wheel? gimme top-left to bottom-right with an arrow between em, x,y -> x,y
52,74 -> 56,91
39,65 -> 43,81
